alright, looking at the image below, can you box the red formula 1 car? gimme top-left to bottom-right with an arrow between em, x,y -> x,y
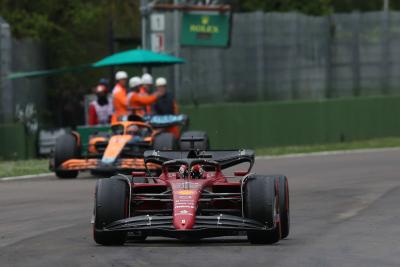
92,149 -> 290,245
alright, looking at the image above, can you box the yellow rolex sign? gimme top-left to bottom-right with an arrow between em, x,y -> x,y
181,13 -> 231,47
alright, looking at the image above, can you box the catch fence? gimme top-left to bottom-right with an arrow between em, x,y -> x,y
156,11 -> 400,104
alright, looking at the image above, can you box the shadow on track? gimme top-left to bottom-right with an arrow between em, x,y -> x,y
118,237 -> 290,248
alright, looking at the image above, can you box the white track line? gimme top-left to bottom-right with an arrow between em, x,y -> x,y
256,147 -> 400,160
0,173 -> 52,182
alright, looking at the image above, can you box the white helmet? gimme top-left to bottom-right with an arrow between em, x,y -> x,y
115,71 -> 128,81
129,76 -> 142,88
141,73 -> 153,85
155,77 -> 167,87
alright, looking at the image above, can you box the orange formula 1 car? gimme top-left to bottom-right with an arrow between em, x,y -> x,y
50,115 -> 210,179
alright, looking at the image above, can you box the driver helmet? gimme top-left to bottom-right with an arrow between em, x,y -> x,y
190,164 -> 204,179
127,125 -> 139,135
178,165 -> 189,179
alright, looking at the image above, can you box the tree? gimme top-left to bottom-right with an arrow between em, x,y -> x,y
0,0 -> 141,126
237,0 -> 332,15
237,0 -> 400,14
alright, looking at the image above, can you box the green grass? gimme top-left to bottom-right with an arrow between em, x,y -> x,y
256,137 -> 400,156
0,159 -> 49,178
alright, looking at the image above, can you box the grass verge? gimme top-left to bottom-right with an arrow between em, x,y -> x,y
0,159 -> 49,178
256,137 -> 400,156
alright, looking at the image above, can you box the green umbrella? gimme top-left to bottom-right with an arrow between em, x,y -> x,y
93,49 -> 185,68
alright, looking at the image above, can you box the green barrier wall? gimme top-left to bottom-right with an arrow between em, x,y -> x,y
181,96 -> 400,149
0,123 -> 36,160
2,96 -> 399,160
76,125 -> 110,154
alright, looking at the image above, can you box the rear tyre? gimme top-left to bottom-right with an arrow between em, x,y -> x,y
179,131 -> 210,150
244,175 -> 281,244
153,133 -> 177,150
276,176 -> 290,239
54,134 -> 79,179
93,176 -> 128,245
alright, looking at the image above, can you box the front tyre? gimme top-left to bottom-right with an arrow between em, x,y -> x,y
54,134 -> 79,179
244,175 -> 281,244
93,176 -> 129,245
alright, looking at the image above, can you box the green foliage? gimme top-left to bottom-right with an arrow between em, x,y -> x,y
331,0 -> 394,12
0,10 -> 58,40
238,0 -> 400,13
239,0 -> 333,15
0,0 -> 140,70
0,0 -> 141,126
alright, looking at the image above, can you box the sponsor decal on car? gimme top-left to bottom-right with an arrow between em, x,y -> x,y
177,190 -> 196,195
177,195 -> 192,199
175,210 -> 193,216
175,205 -> 195,209
175,182 -> 201,189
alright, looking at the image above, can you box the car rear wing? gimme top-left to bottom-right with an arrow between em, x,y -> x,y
145,114 -> 189,128
119,114 -> 189,128
144,149 -> 255,170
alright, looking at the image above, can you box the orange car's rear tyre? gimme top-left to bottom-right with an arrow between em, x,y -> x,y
55,170 -> 78,179
153,133 -> 177,150
93,177 -> 128,246
179,131 -> 210,150
54,134 -> 79,179
244,175 -> 281,244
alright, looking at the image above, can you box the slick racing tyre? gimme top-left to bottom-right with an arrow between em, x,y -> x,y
93,176 -> 129,245
276,175 -> 290,239
179,131 -> 210,150
54,134 -> 79,179
244,175 -> 281,244
153,133 -> 177,150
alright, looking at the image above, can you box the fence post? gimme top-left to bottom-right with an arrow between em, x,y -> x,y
255,11 -> 265,100
381,10 -> 390,94
351,11 -> 361,96
0,18 -> 12,123
324,15 -> 333,98
173,0 -> 181,100
290,13 -> 300,100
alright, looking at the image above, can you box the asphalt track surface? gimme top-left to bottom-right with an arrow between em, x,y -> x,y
1,149 -> 400,267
